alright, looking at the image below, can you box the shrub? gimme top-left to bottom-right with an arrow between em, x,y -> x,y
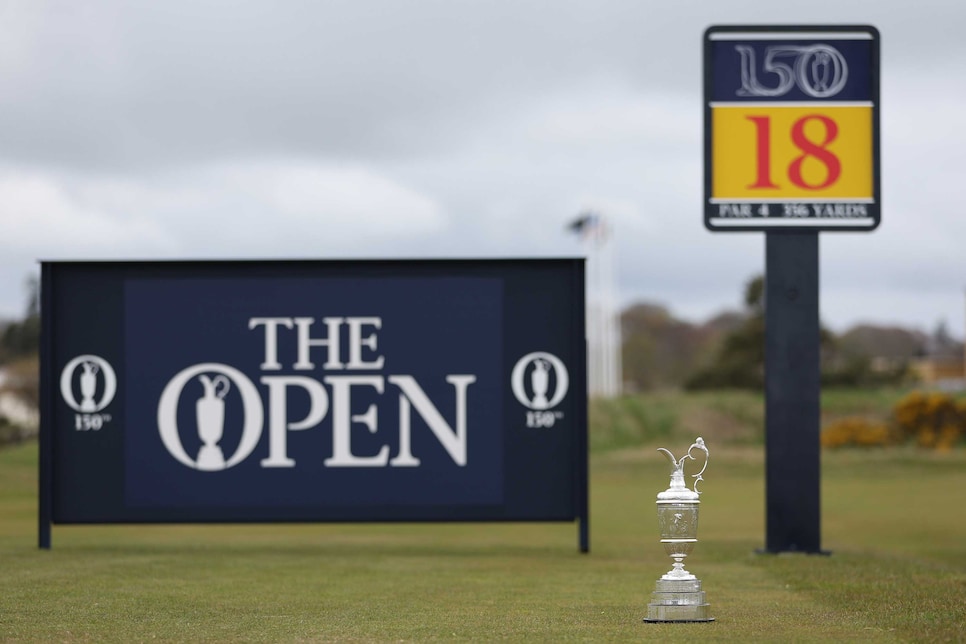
822,390 -> 966,451
892,391 -> 965,452
821,417 -> 897,449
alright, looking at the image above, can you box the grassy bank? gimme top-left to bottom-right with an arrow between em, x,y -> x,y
589,386 -> 922,452
2,433 -> 964,641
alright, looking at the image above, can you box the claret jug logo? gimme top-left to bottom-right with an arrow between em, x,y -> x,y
60,354 -> 116,431
511,351 -> 569,428
158,363 -> 264,472
156,317 -> 477,472
61,355 -> 117,412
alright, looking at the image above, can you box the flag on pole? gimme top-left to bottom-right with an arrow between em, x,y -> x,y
566,212 -> 607,241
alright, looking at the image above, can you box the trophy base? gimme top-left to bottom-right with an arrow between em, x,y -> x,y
196,445 -> 226,471
643,578 -> 714,623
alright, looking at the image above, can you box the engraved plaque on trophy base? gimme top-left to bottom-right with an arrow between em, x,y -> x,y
644,578 -> 714,622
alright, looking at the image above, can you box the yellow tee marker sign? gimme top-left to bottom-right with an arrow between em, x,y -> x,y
704,26 -> 880,230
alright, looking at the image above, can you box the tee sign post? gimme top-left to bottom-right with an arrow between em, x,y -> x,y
703,25 -> 880,553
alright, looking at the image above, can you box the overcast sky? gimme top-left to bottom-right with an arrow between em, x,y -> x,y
1,1 -> 964,337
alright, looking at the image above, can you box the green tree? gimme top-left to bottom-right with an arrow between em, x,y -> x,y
0,275 -> 41,363
684,276 -> 765,390
684,274 -> 899,389
620,303 -> 723,390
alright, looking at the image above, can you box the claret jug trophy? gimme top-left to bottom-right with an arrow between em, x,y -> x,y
644,437 -> 714,623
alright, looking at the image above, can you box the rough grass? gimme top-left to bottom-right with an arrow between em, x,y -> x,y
2,433 -> 964,642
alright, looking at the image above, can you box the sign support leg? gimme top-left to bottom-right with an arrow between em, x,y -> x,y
39,264 -> 53,550
763,231 -> 825,554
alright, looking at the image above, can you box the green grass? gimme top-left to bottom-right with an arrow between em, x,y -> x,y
2,432 -> 965,642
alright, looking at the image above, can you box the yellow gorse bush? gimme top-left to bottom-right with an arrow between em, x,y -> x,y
820,417 -> 897,449
822,391 -> 965,451
893,391 -> 964,452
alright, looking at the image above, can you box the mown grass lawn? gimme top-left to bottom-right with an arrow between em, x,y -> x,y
1,436 -> 964,642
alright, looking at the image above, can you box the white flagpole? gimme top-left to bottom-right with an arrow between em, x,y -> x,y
573,211 -> 621,399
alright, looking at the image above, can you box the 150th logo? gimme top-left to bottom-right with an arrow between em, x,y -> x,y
60,354 -> 116,430
736,44 -> 848,98
511,352 -> 569,428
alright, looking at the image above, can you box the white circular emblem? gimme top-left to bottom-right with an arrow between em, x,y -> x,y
157,363 -> 264,471
59,354 -> 117,412
511,352 -> 569,410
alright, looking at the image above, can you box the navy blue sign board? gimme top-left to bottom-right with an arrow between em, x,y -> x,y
704,25 -> 880,231
39,259 -> 588,552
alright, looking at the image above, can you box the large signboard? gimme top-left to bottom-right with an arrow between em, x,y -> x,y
39,260 -> 588,550
704,25 -> 880,231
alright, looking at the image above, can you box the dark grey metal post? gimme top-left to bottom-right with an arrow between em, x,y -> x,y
763,232 -> 823,553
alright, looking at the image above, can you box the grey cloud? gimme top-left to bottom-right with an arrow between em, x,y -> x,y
14,0 -> 962,170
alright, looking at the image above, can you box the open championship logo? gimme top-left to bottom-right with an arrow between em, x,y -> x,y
60,355 -> 117,412
157,363 -> 265,472
511,352 -> 569,410
154,317 -> 478,473
511,352 -> 569,428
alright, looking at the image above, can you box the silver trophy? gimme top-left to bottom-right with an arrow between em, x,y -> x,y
195,374 -> 230,471
644,437 -> 714,623
79,361 -> 99,412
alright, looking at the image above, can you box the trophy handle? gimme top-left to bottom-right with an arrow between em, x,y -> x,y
685,437 -> 709,494
211,375 -> 231,400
